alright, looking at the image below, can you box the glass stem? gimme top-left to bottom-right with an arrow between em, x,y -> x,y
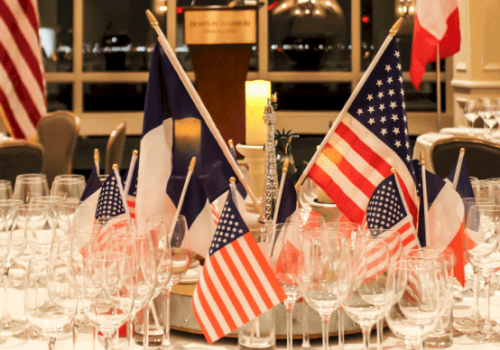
302,302 -> 310,349
285,300 -> 295,350
104,335 -> 111,350
128,317 -> 134,350
72,320 -> 77,350
2,266 -> 11,323
93,326 -> 98,350
377,316 -> 384,350
48,335 -> 57,350
320,313 -> 330,350
484,277 -> 492,333
144,303 -> 150,350
362,325 -> 372,350
338,307 -> 344,350
161,286 -> 172,349
472,269 -> 482,321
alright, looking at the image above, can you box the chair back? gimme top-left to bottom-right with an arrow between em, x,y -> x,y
431,136 -> 500,179
36,111 -> 80,186
0,141 -> 44,185
105,122 -> 126,174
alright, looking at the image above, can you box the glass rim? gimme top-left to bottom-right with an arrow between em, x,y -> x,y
86,251 -> 129,262
31,195 -> 65,204
469,204 -> 500,211
392,259 -> 435,271
54,174 -> 85,180
110,230 -> 151,240
0,199 -> 23,207
0,180 -> 11,186
15,203 -> 50,211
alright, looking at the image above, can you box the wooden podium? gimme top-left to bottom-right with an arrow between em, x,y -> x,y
183,5 -> 259,146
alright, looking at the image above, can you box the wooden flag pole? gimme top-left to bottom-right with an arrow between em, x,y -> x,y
94,148 -> 100,176
124,150 -> 138,196
113,164 -> 131,226
420,153 -> 430,245
294,18 -> 404,192
145,10 -> 264,218
168,157 -> 196,240
452,148 -> 465,190
436,44 -> 442,131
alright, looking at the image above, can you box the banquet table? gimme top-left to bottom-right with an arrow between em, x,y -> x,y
2,291 -> 500,350
412,127 -> 490,173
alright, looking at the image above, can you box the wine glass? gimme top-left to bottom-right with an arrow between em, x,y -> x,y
51,175 -> 85,201
0,180 -> 12,200
459,99 -> 479,136
286,214 -> 326,350
473,181 -> 491,200
385,259 -> 440,350
464,204 -> 500,342
297,228 -> 352,350
0,199 -> 23,228
25,255 -> 77,350
0,210 -> 8,343
477,98 -> 495,139
106,230 -> 157,350
31,196 -> 65,236
342,239 -> 392,350
491,98 -> 500,139
58,201 -> 79,235
160,214 -> 190,350
269,223 -> 300,350
13,175 -> 49,203
82,252 -> 135,350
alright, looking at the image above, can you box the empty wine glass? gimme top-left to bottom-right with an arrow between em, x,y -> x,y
0,199 -> 22,228
13,175 -> 49,204
0,181 -> 12,200
343,239 -> 392,350
31,196 -> 64,236
82,252 -> 135,350
0,210 -> 8,343
26,256 -> 77,350
160,214 -> 190,350
51,175 -> 85,201
459,99 -> 480,137
473,181 -> 491,200
478,98 -> 497,139
464,204 -> 500,342
385,259 -> 440,350
106,230 -> 157,350
297,228 -> 352,350
58,201 -> 79,235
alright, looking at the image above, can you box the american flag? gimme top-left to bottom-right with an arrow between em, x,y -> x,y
365,173 -> 419,250
0,0 -> 46,139
308,38 -> 417,227
192,188 -> 286,344
95,171 -> 128,238
122,166 -> 138,220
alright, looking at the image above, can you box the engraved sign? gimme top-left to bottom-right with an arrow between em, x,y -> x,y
184,9 -> 257,45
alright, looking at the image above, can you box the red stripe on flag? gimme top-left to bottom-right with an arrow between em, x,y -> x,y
322,143 -> 376,198
335,122 -> 392,177
210,257 -> 249,324
19,0 -> 39,37
309,164 -> 365,224
202,265 -> 237,331
0,1 -> 44,92
232,237 -> 274,310
196,282 -> 225,341
243,234 -> 287,301
192,297 -> 213,344
0,88 -> 24,138
219,247 -> 260,317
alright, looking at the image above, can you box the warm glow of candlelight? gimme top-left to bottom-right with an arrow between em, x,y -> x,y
175,118 -> 201,165
245,80 -> 271,146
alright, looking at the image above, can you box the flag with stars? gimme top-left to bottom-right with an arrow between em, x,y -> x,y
192,187 -> 287,344
308,38 -> 418,227
95,171 -> 127,224
122,166 -> 138,220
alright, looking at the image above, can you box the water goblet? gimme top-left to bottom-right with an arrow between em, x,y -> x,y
13,175 -> 49,204
26,256 -> 77,350
51,175 -> 85,201
0,180 -> 12,200
82,252 -> 135,350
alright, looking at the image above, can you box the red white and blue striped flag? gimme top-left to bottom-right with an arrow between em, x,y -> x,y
192,187 -> 286,343
308,38 -> 418,227
0,0 -> 46,139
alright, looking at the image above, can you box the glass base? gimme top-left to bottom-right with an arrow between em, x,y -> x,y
467,331 -> 500,343
13,325 -> 43,340
454,317 -> 484,334
0,319 -> 28,336
424,333 -> 453,348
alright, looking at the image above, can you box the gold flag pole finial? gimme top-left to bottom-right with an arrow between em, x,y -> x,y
460,148 -> 465,153
420,151 -> 426,166
228,139 -> 234,148
390,168 -> 396,174
389,17 -> 404,36
112,164 -> 119,170
230,177 -> 236,184
189,157 -> 197,171
133,150 -> 139,156
145,10 -> 159,27
271,92 -> 278,103
94,148 -> 100,163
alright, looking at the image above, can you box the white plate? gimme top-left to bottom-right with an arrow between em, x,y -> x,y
179,265 -> 202,284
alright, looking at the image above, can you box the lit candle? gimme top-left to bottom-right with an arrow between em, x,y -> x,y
245,80 -> 271,146
175,117 -> 201,169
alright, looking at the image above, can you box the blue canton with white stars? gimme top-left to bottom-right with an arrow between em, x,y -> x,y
95,172 -> 126,220
366,174 -> 407,235
209,189 -> 248,256
347,39 -> 414,177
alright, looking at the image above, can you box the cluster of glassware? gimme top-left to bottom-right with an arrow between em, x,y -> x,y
0,173 -> 193,350
265,200 -> 500,350
460,97 -> 500,139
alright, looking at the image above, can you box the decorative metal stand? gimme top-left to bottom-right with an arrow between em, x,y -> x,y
263,98 -> 279,221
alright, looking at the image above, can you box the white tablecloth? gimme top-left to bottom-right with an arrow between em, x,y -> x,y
412,127 -> 489,173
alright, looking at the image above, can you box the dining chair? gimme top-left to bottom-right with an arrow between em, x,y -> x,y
105,122 -> 126,175
431,136 -> 500,179
0,140 -> 44,185
36,110 -> 81,186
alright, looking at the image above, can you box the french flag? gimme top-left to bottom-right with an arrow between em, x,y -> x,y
410,0 -> 460,90
414,161 -> 465,285
72,166 -> 102,232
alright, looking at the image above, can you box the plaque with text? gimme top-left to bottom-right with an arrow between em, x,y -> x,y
184,8 -> 257,45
